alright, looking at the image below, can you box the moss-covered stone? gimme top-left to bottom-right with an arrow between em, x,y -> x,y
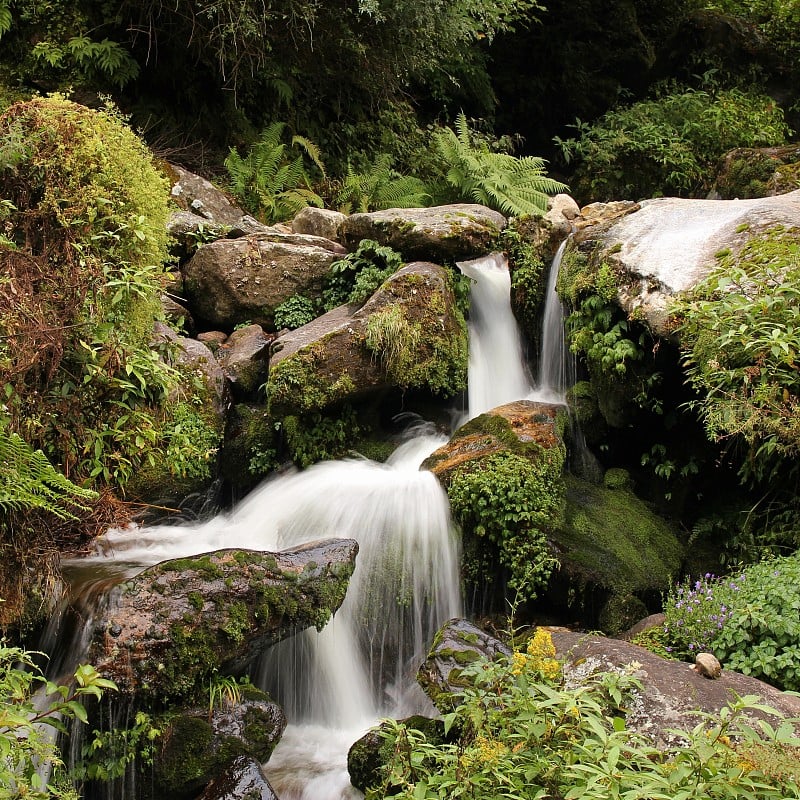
555,473 -> 682,595
713,145 -> 800,200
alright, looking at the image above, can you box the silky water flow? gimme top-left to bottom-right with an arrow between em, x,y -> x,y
53,248 -> 569,799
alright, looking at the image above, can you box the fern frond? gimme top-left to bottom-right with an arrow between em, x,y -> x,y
0,429 -> 97,520
291,134 -> 326,179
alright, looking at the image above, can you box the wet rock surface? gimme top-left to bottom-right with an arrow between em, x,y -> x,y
89,539 -> 358,701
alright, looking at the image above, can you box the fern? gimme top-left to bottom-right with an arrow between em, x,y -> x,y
0,428 -> 98,520
336,154 -> 431,213
225,122 -> 325,223
0,1 -> 12,39
433,113 -> 568,217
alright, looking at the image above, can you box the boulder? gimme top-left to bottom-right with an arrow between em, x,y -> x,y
422,400 -> 563,488
712,144 -> 800,200
292,207 -> 347,241
339,204 -> 507,262
183,234 -> 343,329
196,756 -> 279,800
88,539 -> 358,702
161,293 -> 195,335
168,164 -> 262,230
266,261 -> 468,415
153,690 -> 285,800
551,629 -> 800,746
418,618 -> 511,712
573,190 -> 800,336
219,403 -> 278,490
216,324 -> 273,399
416,620 -> 800,748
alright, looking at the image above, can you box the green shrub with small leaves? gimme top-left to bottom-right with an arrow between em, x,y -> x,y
273,294 -> 317,330
448,450 -> 563,600
322,239 -> 404,310
372,634 -> 800,800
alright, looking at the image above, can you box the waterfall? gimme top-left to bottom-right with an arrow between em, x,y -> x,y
458,245 -> 569,415
48,242 -> 573,799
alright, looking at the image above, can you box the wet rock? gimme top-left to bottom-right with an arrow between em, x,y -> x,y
418,618 -> 511,711
217,324 -> 272,399
183,234 -> 342,330
267,261 -> 467,415
292,207 -> 347,241
89,539 -> 358,702
339,204 -> 507,262
196,756 -> 279,800
154,690 -> 285,800
348,715 -> 447,794
422,400 -> 563,488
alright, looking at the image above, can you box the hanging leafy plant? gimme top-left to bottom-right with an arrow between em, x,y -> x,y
431,113 -> 568,216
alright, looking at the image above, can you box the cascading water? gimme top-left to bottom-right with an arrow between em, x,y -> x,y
51,244 -> 572,799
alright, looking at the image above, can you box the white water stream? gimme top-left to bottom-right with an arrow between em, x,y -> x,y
56,249 -> 569,798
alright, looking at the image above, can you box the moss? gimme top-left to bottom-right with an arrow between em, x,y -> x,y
187,592 -> 205,611
598,593 -> 649,636
556,473 -> 682,593
603,468 -> 632,491
267,341 -> 357,414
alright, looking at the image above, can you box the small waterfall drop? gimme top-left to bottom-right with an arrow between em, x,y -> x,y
533,238 -> 571,404
459,244 -> 570,414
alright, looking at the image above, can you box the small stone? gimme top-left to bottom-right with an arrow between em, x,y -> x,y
693,652 -> 722,679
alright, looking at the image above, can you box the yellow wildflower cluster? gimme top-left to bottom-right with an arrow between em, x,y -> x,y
510,628 -> 561,680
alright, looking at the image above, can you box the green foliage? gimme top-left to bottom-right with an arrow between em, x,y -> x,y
273,294 -> 317,331
503,224 -> 546,335
558,84 -> 791,200
0,95 -> 176,490
0,642 -> 116,799
323,239 -> 404,310
372,639 -> 800,799
0,425 -> 97,519
431,113 -> 568,216
72,711 -> 161,783
208,674 -> 243,721
335,153 -> 431,213
662,553 -> 800,692
448,451 -> 563,600
674,226 -> 800,483
365,306 -> 421,381
224,122 -> 325,224
281,408 -> 363,468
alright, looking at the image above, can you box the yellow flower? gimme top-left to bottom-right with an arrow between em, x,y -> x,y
511,651 -> 528,675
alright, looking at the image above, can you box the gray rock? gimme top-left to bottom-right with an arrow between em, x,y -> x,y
88,538 -> 358,701
339,204 -> 507,261
575,190 -> 800,336
418,618 -> 511,711
183,234 -> 342,329
266,261 -> 467,414
196,756 -> 279,800
292,207 -> 348,241
217,324 -> 272,398
169,164 -> 253,229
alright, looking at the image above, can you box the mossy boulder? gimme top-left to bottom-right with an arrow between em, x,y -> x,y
219,403 -> 278,489
418,618 -> 510,712
88,539 -> 358,703
339,204 -> 507,262
266,262 -> 468,416
712,145 -> 800,200
554,472 -> 682,600
216,323 -> 272,400
152,687 -> 285,800
348,715 -> 447,794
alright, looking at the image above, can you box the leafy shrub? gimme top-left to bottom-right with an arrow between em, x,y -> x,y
558,85 -> 790,200
373,631 -> 800,799
431,113 -> 567,216
674,226 -> 800,483
322,239 -> 404,310
0,96 -> 176,488
0,641 -> 116,799
448,451 -> 562,600
662,554 -> 800,692
224,122 -> 325,223
281,408 -> 362,468
273,294 -> 317,330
